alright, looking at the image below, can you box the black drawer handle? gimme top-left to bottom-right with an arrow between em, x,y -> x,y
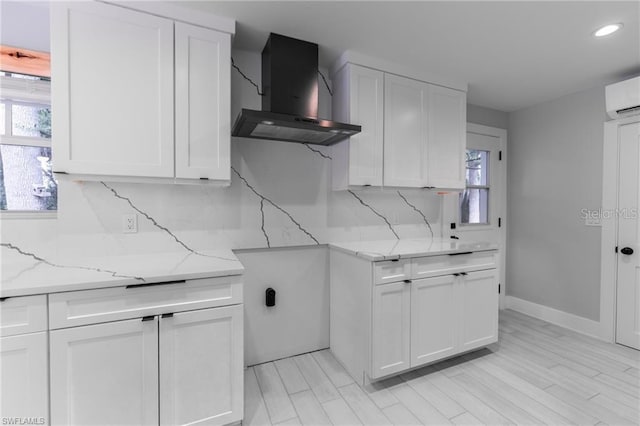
161,313 -> 174,318
621,247 -> 634,255
403,279 -> 412,284
126,280 -> 186,289
448,252 -> 473,256
453,273 -> 460,277
390,259 -> 400,262
141,315 -> 155,322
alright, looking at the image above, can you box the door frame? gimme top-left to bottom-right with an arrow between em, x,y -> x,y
446,123 -> 507,309
600,115 -> 640,343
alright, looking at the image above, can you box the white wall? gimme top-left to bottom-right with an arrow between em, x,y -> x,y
468,104 -> 509,129
236,246 -> 329,366
507,85 -> 606,321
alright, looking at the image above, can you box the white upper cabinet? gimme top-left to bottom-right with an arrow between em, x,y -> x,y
331,57 -> 467,190
51,2 -> 175,178
332,64 -> 384,189
383,74 -> 429,188
51,2 -> 232,184
175,23 -> 230,181
427,85 -> 466,189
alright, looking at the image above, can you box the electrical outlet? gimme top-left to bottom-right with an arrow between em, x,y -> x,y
123,214 -> 138,233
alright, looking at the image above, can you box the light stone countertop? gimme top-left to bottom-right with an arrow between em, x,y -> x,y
1,245 -> 244,298
329,238 -> 499,261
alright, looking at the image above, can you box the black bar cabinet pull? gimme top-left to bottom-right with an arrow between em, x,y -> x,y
126,280 -> 186,289
448,251 -> 473,256
141,316 -> 155,322
161,313 -> 174,318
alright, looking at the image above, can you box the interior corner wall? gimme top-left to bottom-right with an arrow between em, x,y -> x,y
467,104 -> 509,129
506,85 -> 607,321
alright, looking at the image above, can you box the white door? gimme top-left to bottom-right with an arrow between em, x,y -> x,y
410,275 -> 457,367
51,2 -> 174,177
175,23 -> 230,181
616,121 -> 640,350
160,305 -> 243,426
0,332 -> 48,423
384,74 -> 429,187
459,269 -> 499,351
371,281 -> 411,379
427,85 -> 466,189
50,318 -> 159,425
450,124 -> 507,308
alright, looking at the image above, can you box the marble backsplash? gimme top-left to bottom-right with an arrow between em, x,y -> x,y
1,136 -> 445,260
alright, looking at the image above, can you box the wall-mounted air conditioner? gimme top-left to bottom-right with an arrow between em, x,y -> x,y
606,76 -> 640,119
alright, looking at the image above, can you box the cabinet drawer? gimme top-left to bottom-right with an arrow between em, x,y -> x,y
49,276 -> 242,329
0,295 -> 48,337
412,251 -> 497,279
374,259 -> 411,284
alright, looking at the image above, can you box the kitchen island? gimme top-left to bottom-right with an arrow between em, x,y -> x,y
329,238 -> 499,385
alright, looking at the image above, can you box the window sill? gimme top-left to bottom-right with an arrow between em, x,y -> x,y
0,211 -> 57,220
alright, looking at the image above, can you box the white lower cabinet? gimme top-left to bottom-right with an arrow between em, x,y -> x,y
50,319 -> 159,425
410,275 -> 458,367
460,269 -> 500,351
160,305 -> 243,426
0,295 -> 49,424
0,332 -> 49,423
49,279 -> 243,426
330,249 -> 499,385
371,282 -> 410,378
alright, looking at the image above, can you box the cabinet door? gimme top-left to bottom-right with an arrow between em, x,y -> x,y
459,269 -> 499,351
427,85 -> 466,189
384,74 -> 429,187
371,282 -> 410,379
50,318 -> 159,425
175,23 -> 231,181
410,275 -> 458,367
160,305 -> 243,426
51,2 -> 174,178
347,65 -> 384,186
0,332 -> 48,424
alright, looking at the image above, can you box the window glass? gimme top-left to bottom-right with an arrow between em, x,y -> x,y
0,145 -> 57,211
460,149 -> 489,225
466,149 -> 489,186
460,188 -> 489,224
11,104 -> 51,138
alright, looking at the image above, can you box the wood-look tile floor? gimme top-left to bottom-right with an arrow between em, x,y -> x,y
244,310 -> 640,425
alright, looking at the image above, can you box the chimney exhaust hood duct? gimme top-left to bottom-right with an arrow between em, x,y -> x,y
231,33 -> 361,146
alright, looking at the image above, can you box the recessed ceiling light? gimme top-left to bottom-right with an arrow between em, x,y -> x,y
594,23 -> 623,37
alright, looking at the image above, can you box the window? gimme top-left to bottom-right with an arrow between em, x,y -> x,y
459,149 -> 489,225
0,73 -> 56,212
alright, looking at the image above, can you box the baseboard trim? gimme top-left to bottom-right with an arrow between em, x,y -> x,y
505,296 -> 607,341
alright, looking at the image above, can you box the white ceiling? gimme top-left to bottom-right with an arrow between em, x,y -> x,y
177,0 -> 640,112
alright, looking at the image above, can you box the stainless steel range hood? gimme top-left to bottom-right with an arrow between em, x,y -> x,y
231,33 -> 361,146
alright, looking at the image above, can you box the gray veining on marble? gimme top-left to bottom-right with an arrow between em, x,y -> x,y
232,166 -> 320,245
1,242 -> 146,282
397,191 -> 434,238
347,190 -> 400,239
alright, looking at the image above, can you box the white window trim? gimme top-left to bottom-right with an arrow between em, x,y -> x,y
1,74 -> 56,216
